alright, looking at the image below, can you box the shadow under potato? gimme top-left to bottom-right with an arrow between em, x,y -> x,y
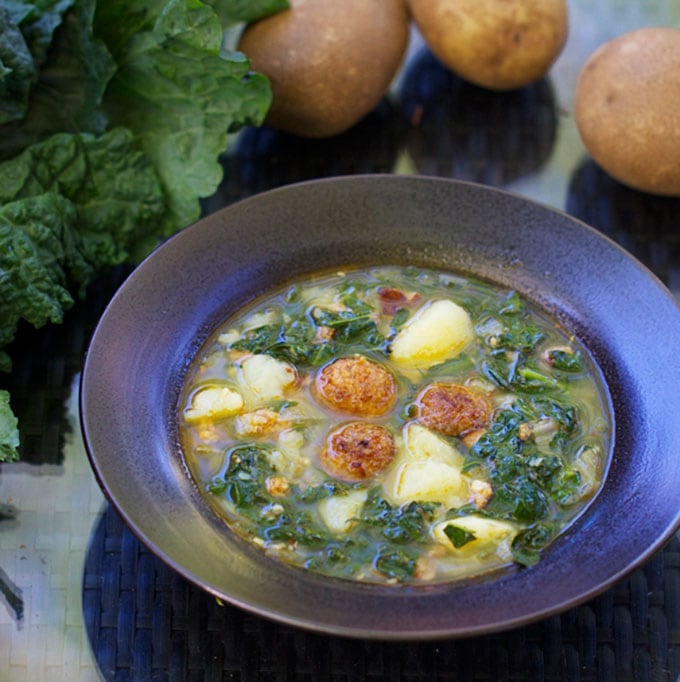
202,98 -> 406,214
566,158 -> 680,293
396,48 -> 558,186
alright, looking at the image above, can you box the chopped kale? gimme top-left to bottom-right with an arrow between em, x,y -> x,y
294,480 -> 354,504
230,297 -> 388,366
264,509 -> 330,549
374,546 -> 419,580
390,307 -> 411,332
208,444 -> 272,509
362,488 -> 440,544
548,349 -> 584,372
511,523 -> 556,567
443,524 -> 477,548
468,397 -> 583,525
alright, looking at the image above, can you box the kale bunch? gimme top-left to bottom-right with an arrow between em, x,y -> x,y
0,0 -> 289,460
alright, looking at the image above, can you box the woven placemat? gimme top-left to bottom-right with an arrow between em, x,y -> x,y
5,47 -> 679,681
82,504 -> 679,682
2,265 -> 134,466
566,159 -> 680,298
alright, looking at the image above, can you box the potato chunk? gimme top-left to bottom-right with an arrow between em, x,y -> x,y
238,354 -> 297,402
183,385 -> 244,422
404,422 -> 465,468
432,516 -> 517,556
390,300 -> 474,368
318,489 -> 368,534
382,423 -> 467,505
391,460 -> 468,505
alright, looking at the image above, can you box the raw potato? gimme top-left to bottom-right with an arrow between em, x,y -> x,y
237,0 -> 410,138
575,28 -> 680,197
407,0 -> 568,90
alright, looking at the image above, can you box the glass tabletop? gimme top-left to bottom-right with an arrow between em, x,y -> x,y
1,1 -> 678,680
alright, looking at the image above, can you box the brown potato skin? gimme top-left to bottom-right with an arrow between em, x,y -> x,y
237,0 -> 410,138
315,356 -> 396,416
320,422 -> 396,482
416,383 -> 491,437
575,28 -> 680,197
407,0 -> 568,91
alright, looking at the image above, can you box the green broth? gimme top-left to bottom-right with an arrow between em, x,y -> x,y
178,266 -> 611,584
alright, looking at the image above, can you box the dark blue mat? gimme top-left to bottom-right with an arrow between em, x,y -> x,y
82,503 -> 679,681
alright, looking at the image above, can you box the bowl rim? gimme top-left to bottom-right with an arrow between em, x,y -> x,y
80,174 -> 680,640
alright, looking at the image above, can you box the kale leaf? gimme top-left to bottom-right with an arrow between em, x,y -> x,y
469,398 -> 583,525
230,301 -> 388,367
205,0 -> 290,25
511,523 -> 556,567
374,547 -> 419,581
94,0 -> 273,236
443,524 -> 476,548
0,4 -> 37,125
0,391 -> 19,463
0,0 -> 287,461
208,444 -> 272,509
0,0 -> 115,159
361,488 -> 440,545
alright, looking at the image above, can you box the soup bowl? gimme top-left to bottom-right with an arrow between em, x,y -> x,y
80,175 -> 680,640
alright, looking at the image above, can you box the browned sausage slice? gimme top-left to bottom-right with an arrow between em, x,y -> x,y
416,383 -> 490,437
320,422 -> 396,481
315,355 -> 396,416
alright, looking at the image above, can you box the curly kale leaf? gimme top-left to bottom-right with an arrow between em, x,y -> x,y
0,4 -> 36,125
0,129 -> 164,461
0,0 -> 115,159
204,0 -> 290,25
0,128 -> 166,286
0,0 -> 285,462
0,192 -> 78,343
95,0 -> 273,236
0,391 -> 20,462
362,488 -> 440,545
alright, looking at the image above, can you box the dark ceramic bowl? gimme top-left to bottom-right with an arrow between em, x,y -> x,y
80,175 -> 680,640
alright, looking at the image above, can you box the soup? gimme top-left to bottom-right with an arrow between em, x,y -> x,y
178,266 -> 611,584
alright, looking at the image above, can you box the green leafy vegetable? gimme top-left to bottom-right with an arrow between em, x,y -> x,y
0,0 -> 115,159
0,0 -> 289,461
0,193 -> 80,363
205,0 -> 289,25
511,523 -> 555,567
208,444 -> 272,508
0,129 -> 166,378
443,524 -> 476,549
547,349 -> 584,372
468,397 -> 584,527
0,391 -> 19,462
94,0 -> 272,235
209,443 -> 335,550
0,128 -> 166,278
361,488 -> 440,545
374,547 -> 418,581
0,4 -> 36,124
230,303 -> 388,366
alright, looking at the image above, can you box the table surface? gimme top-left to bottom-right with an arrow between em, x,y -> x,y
1,2 -> 679,680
